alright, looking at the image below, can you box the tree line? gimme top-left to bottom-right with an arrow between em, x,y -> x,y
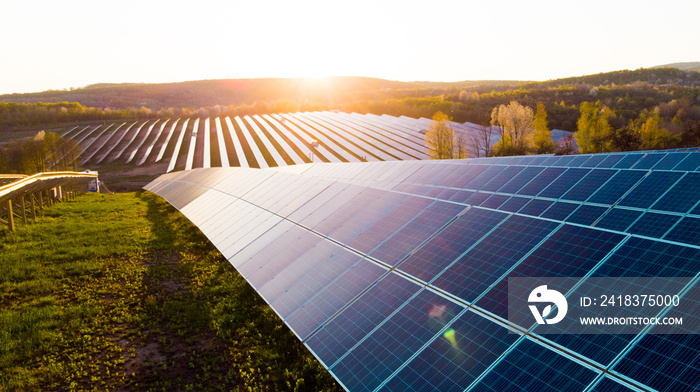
0,131 -> 79,174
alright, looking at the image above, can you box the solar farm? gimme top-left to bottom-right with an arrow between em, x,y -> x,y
145,148 -> 700,392
62,111 -> 576,175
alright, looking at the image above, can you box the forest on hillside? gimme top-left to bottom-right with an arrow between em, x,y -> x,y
1,67 -> 699,154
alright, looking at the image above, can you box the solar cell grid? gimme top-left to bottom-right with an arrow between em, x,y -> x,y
480,194 -> 510,209
630,152 -> 666,170
664,216 -> 700,246
497,166 -> 545,194
464,165 -> 507,190
480,166 -> 526,192
468,338 -> 598,392
330,289 -> 464,392
627,212 -> 680,238
587,170 -> 646,205
381,309 -> 521,392
612,153 -> 644,169
540,201 -> 579,221
594,208 -> 643,232
617,171 -> 684,209
283,257 -> 385,340
476,224 -> 625,320
596,154 -> 626,168
516,167 -> 566,196
652,152 -> 688,170
369,201 -> 467,266
397,207 -> 508,283
560,169 -> 616,202
673,151 -> 700,171
432,214 -> 560,304
538,168 -> 590,199
305,272 -> 421,367
651,172 -> 700,213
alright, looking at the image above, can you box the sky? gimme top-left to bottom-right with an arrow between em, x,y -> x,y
2,0 -> 699,95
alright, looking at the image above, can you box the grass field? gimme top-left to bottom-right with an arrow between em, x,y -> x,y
0,192 -> 340,391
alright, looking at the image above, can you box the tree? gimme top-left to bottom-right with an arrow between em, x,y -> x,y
532,103 -> 556,154
424,111 -> 467,159
470,124 -> 494,158
490,101 -> 534,156
635,112 -> 678,150
576,101 -> 615,153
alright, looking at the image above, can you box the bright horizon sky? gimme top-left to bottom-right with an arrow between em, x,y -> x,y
2,0 -> 699,95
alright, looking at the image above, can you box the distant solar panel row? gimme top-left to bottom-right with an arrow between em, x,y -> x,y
66,112 -> 433,171
145,150 -> 700,392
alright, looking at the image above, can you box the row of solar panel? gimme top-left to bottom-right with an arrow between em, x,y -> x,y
296,160 -> 700,247
145,161 -> 700,392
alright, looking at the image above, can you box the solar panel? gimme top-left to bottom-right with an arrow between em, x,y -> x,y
144,148 -> 700,392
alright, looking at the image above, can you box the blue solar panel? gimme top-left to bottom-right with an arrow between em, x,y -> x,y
653,152 -> 688,170
480,166 -> 525,192
306,272 -> 421,367
613,333 -> 700,392
146,148 -> 700,392
370,201 -> 466,266
477,224 -> 625,319
447,189 -> 475,204
451,165 -> 488,188
498,166 -> 545,194
564,154 -> 593,167
566,204 -> 608,226
538,168 -> 590,199
617,171 -> 683,209
596,154 -> 626,168
539,237 -> 700,366
349,196 -> 433,254
465,192 -> 491,206
631,153 -> 665,170
588,377 -> 638,392
284,258 -> 385,340
516,199 -> 552,217
560,169 -> 615,202
330,289 -> 463,391
464,166 -> 507,190
468,339 -> 598,392
498,196 -> 530,213
612,153 -> 644,169
594,208 -> 643,232
397,208 -> 508,283
673,151 -> 700,171
433,214 -> 559,303
651,173 -> 700,213
381,309 -> 520,392
664,216 -> 700,246
540,201 -> 579,221
517,168 -> 566,196
480,194 -> 510,209
587,170 -> 646,205
627,212 -> 680,238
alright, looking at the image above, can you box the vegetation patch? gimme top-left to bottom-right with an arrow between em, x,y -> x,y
0,192 -> 340,391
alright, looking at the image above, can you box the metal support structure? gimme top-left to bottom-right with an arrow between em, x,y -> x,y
20,195 -> 27,224
6,199 -> 14,232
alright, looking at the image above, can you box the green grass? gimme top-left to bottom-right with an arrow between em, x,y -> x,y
0,192 -> 341,391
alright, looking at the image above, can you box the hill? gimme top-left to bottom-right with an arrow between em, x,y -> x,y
652,61 -> 700,72
0,77 -> 423,110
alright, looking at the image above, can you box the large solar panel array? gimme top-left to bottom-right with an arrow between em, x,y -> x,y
63,111 -> 575,173
144,148 -> 700,392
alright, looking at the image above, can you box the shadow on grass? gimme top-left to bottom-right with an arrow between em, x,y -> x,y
128,191 -> 240,390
